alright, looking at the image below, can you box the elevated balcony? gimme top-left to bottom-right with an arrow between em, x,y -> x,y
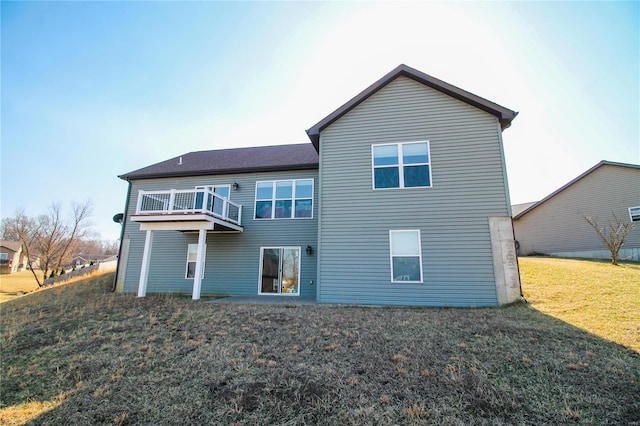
131,188 -> 243,232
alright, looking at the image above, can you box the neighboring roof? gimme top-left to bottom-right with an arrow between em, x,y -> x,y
0,241 -> 21,252
513,161 -> 640,220
306,63 -> 518,149
511,202 -> 537,217
119,143 -> 319,181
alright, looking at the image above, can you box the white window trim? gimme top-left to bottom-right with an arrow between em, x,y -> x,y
372,141 -> 433,190
254,178 -> 314,220
257,246 -> 302,296
389,229 -> 424,284
630,206 -> 640,222
185,243 -> 206,279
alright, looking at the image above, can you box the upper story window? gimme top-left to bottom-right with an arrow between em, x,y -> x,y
372,141 -> 432,189
630,206 -> 640,222
255,179 -> 314,220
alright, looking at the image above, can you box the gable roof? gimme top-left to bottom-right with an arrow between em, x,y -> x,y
306,64 -> 518,150
0,241 -> 22,252
513,160 -> 640,219
119,143 -> 319,181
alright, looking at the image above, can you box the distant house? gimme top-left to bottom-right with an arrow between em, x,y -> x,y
115,64 -> 521,306
0,241 -> 27,274
513,161 -> 640,261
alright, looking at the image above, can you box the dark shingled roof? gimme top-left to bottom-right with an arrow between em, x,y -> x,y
119,143 -> 319,180
306,64 -> 518,150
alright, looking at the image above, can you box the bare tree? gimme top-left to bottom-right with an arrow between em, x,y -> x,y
1,209 -> 37,274
1,201 -> 93,286
102,239 -> 120,256
583,213 -> 636,265
73,238 -> 118,264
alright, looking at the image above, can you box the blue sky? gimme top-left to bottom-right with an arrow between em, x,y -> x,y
2,1 -> 638,241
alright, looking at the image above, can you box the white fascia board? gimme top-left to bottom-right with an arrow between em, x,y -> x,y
139,221 -> 215,231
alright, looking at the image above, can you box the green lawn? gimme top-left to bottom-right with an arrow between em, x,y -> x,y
520,256 -> 640,352
1,261 -> 639,425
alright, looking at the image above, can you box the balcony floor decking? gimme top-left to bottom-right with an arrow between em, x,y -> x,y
131,212 -> 243,232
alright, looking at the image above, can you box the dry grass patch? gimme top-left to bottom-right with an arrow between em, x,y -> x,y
0,271 -> 42,302
520,256 -> 640,351
0,269 -> 112,303
1,270 -> 639,425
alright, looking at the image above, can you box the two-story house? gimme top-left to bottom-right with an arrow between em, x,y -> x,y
115,64 -> 521,306
0,241 -> 27,274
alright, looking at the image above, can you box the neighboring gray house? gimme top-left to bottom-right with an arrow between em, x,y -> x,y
115,64 -> 521,306
513,161 -> 640,261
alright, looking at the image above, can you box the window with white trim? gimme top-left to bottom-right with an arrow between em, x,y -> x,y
255,179 -> 313,219
389,230 -> 423,283
185,244 -> 206,279
630,206 -> 640,222
373,141 -> 432,189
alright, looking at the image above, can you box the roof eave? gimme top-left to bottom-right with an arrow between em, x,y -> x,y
118,162 -> 319,181
306,130 -> 320,151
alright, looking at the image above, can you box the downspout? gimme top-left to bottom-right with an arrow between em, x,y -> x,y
112,180 -> 132,292
511,217 -> 524,299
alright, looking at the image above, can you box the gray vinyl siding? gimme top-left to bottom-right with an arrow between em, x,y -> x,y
121,169 -> 318,297
318,76 -> 510,306
514,164 -> 640,256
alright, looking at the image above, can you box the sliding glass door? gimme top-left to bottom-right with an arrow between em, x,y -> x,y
259,247 -> 300,295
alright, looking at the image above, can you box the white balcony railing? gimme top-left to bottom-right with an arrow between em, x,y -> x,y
135,188 -> 242,225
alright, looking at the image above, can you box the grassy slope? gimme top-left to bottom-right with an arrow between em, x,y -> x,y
520,257 -> 640,352
1,263 -> 639,425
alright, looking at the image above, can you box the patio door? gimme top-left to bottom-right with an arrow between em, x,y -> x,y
259,247 -> 300,295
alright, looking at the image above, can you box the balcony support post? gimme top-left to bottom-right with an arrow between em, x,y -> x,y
137,230 -> 154,297
192,229 -> 207,300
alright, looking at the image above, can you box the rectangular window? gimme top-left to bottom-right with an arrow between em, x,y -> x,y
389,230 -> 423,283
373,141 -> 431,189
185,244 -> 206,279
254,179 -> 314,219
630,206 -> 640,222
